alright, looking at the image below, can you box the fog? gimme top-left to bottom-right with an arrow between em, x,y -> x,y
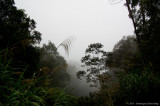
1,0 -> 159,104
14,0 -> 134,97
65,61 -> 97,97
15,0 -> 134,62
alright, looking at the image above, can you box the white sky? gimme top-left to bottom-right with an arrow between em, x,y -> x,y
15,0 -> 134,62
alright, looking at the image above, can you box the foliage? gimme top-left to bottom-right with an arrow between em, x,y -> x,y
77,43 -> 107,85
76,95 -> 101,106
40,41 -> 66,69
0,0 -> 42,78
95,35 -> 160,105
0,1 -> 75,105
0,49 -> 76,106
108,1 -> 160,104
125,0 -> 160,71
46,88 -> 76,106
115,70 -> 160,105
0,49 -> 46,106
39,41 -> 70,88
1,0 -> 160,105
0,0 -> 41,48
102,35 -> 160,105
106,35 -> 142,71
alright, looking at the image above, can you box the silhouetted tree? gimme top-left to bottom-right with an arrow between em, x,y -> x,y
0,0 -> 42,77
0,0 -> 41,47
111,0 -> 160,72
77,43 -> 107,86
39,41 -> 70,88
125,0 -> 160,72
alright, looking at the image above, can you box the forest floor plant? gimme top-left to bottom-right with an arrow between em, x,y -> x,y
0,49 -> 76,106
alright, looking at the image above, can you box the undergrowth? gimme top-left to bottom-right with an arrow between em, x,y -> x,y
0,49 -> 76,106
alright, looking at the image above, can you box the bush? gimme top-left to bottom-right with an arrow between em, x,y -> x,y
0,49 -> 76,106
115,70 -> 160,105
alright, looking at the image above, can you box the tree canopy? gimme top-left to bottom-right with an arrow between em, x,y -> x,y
125,0 -> 160,71
39,41 -> 70,88
0,0 -> 42,77
1,0 -> 160,105
77,43 -> 107,85
0,0 -> 41,48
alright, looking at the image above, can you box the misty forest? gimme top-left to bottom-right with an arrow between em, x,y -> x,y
0,0 -> 160,106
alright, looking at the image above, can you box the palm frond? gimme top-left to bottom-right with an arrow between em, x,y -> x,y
57,36 -> 76,56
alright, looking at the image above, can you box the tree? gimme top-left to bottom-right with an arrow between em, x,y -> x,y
0,0 -> 41,48
77,43 -> 107,85
39,41 -> 70,88
0,0 -> 42,77
101,35 -> 160,105
124,0 -> 160,71
106,35 -> 142,71
111,0 -> 160,71
96,36 -> 143,105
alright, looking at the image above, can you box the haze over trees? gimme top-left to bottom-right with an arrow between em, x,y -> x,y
0,0 -> 160,105
76,0 -> 160,105
77,43 -> 107,86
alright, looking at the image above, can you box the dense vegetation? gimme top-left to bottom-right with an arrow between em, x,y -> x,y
77,0 -> 160,105
0,0 -> 75,105
0,0 -> 160,105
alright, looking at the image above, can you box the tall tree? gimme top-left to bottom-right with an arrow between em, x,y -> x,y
0,0 -> 41,48
77,43 -> 107,86
125,0 -> 160,71
0,0 -> 42,77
